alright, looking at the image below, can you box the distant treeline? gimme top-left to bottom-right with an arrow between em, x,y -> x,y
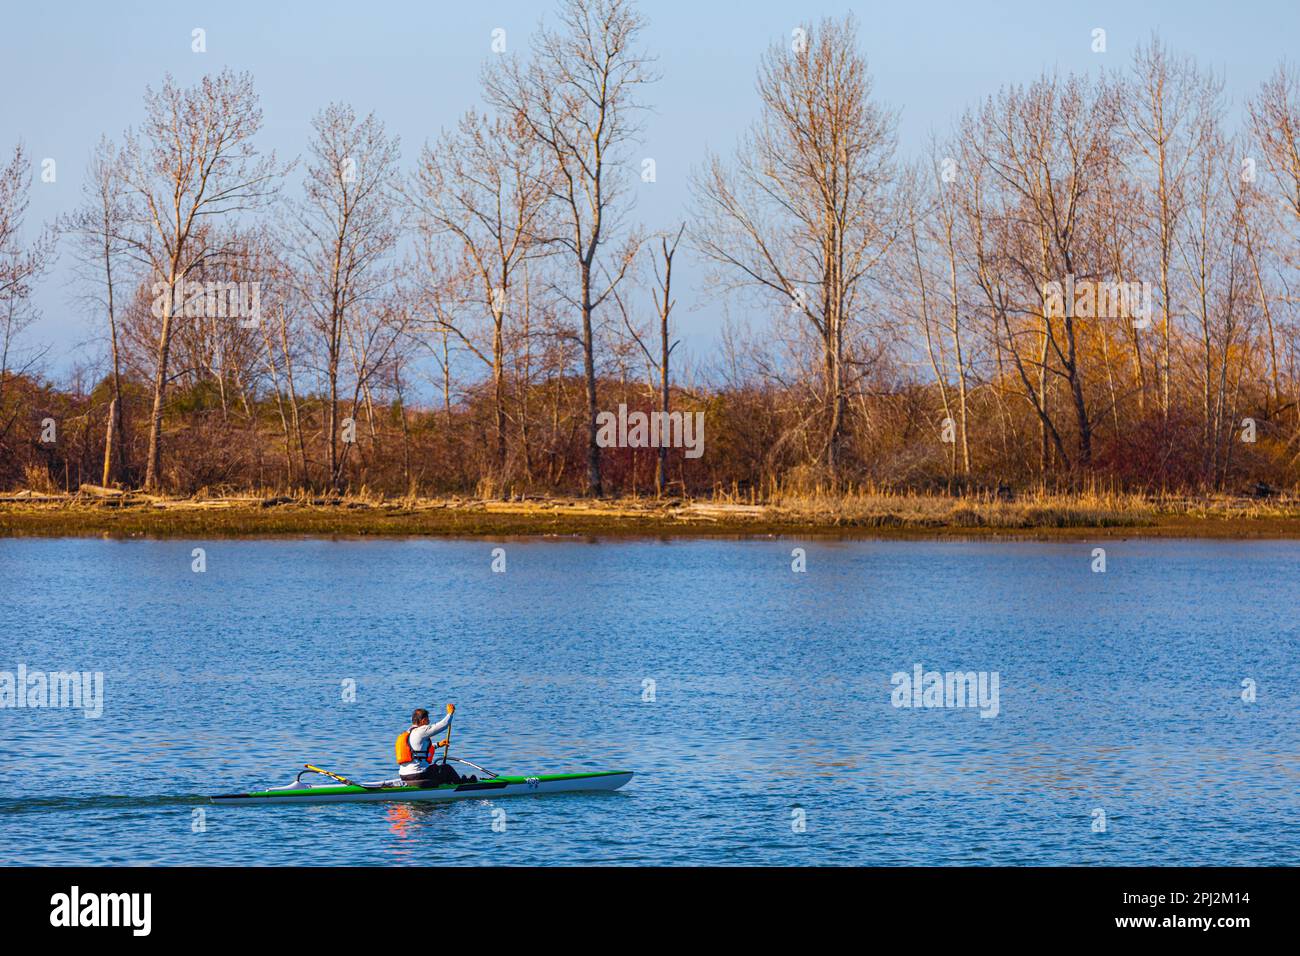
2,3 -> 1299,498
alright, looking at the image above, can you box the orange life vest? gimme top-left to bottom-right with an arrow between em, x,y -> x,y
395,727 -> 430,766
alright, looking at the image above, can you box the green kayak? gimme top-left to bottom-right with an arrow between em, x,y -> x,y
212,769 -> 633,806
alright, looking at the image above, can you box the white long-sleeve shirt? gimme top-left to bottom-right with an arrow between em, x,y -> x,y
398,712 -> 452,775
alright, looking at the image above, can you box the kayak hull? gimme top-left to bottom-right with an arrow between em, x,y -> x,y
211,770 -> 633,806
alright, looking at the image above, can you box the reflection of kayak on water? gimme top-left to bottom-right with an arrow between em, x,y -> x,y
211,760 -> 633,806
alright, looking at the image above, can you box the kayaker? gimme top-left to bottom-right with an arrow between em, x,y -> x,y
396,704 -> 461,786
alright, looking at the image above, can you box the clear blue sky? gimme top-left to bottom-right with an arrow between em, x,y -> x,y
2,0 -> 1297,381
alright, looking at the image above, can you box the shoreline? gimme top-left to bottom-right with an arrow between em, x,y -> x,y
4,493 -> 1300,540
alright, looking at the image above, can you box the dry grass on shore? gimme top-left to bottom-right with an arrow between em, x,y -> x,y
766,489 -> 1154,528
2,485 -> 1300,538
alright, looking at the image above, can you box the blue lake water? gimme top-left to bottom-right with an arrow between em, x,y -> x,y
0,536 -> 1296,866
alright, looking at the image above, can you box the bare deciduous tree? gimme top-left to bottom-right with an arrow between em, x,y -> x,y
1126,37 -> 1220,422
615,224 -> 685,495
970,73 -> 1123,478
122,69 -> 278,489
288,103 -> 400,491
694,15 -> 898,481
0,144 -> 56,474
412,108 -> 553,485
67,137 -> 131,485
486,0 -> 656,497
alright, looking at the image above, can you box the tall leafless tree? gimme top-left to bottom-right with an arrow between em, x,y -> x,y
485,0 -> 656,497
694,15 -> 898,481
121,69 -> 278,489
0,144 -> 57,472
1125,38 -> 1220,423
288,103 -> 400,491
412,107 -> 554,485
67,137 -> 132,485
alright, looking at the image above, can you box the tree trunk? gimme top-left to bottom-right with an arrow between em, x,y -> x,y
493,316 -> 506,487
143,275 -> 178,491
581,263 -> 602,497
657,310 -> 669,497
101,397 -> 117,487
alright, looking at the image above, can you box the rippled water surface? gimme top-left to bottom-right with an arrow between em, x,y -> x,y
1,536 -> 1296,865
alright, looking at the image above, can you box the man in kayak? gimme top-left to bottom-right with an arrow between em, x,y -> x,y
397,704 -> 463,786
